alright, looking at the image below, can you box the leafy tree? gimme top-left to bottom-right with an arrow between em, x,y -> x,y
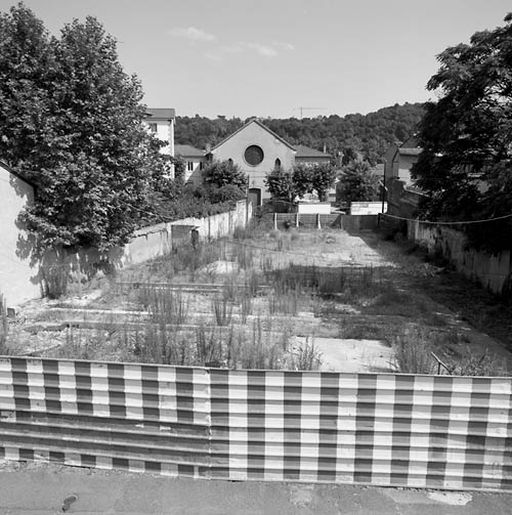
171,155 -> 186,184
264,169 -> 296,204
310,163 -> 336,201
202,159 -> 248,190
291,164 -> 313,198
0,4 -> 170,253
411,13 -> 512,251
336,160 -> 380,203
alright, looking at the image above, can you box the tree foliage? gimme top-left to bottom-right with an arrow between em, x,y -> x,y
336,160 -> 380,204
264,169 -> 296,204
0,4 -> 170,253
175,103 -> 424,165
411,13 -> 512,251
265,163 -> 336,203
310,163 -> 337,201
202,159 -> 248,190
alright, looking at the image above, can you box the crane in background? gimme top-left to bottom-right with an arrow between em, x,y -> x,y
293,107 -> 327,119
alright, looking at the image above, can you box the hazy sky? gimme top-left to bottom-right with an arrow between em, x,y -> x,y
1,0 -> 511,118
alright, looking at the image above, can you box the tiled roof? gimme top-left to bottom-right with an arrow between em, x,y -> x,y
144,108 -> 176,120
175,144 -> 205,158
294,144 -> 331,158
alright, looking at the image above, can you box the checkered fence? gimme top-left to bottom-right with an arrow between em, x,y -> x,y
1,356 -> 511,490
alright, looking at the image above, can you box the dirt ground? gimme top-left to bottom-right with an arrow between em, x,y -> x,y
4,226 -> 512,374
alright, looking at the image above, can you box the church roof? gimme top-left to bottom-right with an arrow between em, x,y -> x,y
211,118 -> 296,152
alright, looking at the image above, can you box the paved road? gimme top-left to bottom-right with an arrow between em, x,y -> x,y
0,462 -> 510,514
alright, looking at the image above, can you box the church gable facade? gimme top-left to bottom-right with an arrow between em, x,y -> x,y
210,119 -> 296,205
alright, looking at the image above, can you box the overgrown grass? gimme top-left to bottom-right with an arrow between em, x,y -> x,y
140,286 -> 189,327
392,328 -> 437,374
0,294 -> 8,354
212,295 -> 233,326
291,338 -> 322,370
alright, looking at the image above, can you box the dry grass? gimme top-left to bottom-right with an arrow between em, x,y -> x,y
0,294 -> 9,354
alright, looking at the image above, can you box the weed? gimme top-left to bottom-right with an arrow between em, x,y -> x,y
212,295 -> 233,326
195,325 -> 224,366
234,244 -> 254,269
452,349 -> 508,376
240,291 -> 253,323
392,328 -> 436,374
143,287 -> 189,327
291,338 -> 322,371
42,263 -> 68,299
0,294 -> 8,354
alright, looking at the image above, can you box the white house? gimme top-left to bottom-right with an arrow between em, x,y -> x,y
143,108 -> 176,157
175,144 -> 206,185
0,161 -> 40,307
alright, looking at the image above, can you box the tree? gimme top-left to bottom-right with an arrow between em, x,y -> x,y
411,13 -> 512,251
0,4 -> 170,253
310,163 -> 336,201
336,160 -> 380,204
264,169 -> 296,204
202,159 -> 248,190
291,164 -> 313,198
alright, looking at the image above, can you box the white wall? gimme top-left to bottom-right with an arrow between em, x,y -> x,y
145,119 -> 174,156
297,203 -> 331,214
0,163 -> 40,307
350,202 -> 387,215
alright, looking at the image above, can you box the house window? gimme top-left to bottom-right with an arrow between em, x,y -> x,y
244,145 -> 264,166
187,161 -> 194,171
148,123 -> 157,133
199,161 -> 204,170
274,158 -> 281,170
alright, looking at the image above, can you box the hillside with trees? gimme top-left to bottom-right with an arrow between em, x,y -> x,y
176,103 -> 425,165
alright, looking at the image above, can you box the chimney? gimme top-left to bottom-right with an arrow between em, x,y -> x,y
323,143 -> 327,154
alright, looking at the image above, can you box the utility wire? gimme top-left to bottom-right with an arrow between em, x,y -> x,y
381,212 -> 512,225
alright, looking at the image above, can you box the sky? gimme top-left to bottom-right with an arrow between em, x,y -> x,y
1,0 -> 511,119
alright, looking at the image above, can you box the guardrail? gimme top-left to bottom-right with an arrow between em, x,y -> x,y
0,356 -> 511,491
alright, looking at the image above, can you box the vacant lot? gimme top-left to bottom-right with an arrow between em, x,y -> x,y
3,223 -> 512,375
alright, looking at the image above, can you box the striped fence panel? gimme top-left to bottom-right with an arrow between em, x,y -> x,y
209,370 -> 512,490
0,357 -> 210,477
1,357 -> 512,490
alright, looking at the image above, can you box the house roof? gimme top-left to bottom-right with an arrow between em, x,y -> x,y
144,108 -> 176,121
175,144 -> 205,158
0,159 -> 36,188
398,136 -> 422,156
211,118 -> 296,152
294,144 -> 331,158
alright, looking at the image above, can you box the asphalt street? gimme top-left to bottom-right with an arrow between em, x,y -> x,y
0,462 -> 510,514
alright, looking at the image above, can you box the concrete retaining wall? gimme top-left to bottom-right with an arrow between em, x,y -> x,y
7,200 -> 251,307
407,220 -> 512,297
